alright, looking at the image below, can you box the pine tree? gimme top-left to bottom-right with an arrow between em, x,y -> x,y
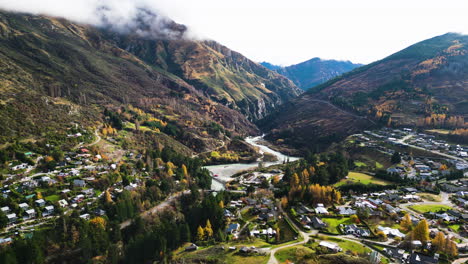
196,226 -> 205,241
204,220 -> 213,239
400,214 -> 412,231
432,232 -> 445,252
413,219 -> 429,242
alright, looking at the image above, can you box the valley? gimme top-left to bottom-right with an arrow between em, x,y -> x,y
0,5 -> 466,264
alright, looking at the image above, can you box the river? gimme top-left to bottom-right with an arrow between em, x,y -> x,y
205,135 -> 300,190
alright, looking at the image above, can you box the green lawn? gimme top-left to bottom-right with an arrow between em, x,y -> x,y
275,245 -> 314,263
321,217 -> 352,234
174,241 -> 270,264
335,172 -> 391,187
409,204 -> 452,213
326,237 -> 372,255
277,218 -> 298,243
354,161 -> 367,168
375,162 -> 384,169
448,224 -> 461,232
45,194 -> 60,202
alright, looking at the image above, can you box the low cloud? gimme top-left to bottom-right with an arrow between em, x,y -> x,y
0,0 -> 192,39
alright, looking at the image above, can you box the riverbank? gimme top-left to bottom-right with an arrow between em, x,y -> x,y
205,136 -> 300,191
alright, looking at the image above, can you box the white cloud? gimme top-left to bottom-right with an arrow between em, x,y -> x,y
0,0 -> 467,65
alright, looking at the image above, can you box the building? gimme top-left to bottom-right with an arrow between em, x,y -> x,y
35,199 -> 46,207
319,241 -> 342,252
6,213 -> 17,224
343,224 -> 370,237
311,217 -> 327,229
24,209 -> 36,220
73,179 -> 86,188
19,203 -> 29,210
226,223 -> 240,234
408,253 -> 438,264
44,205 -> 54,215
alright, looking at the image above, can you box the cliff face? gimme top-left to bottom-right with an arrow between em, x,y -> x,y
105,35 -> 303,120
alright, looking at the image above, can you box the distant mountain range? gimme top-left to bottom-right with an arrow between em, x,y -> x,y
261,58 -> 362,90
259,33 -> 468,151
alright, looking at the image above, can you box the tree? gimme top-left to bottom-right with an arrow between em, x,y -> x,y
400,213 -> 412,231
412,219 -> 429,242
182,164 -> 189,178
218,201 -> 224,208
196,226 -> 205,241
376,231 -> 387,241
105,190 -> 113,203
350,214 -> 360,224
0,211 -> 7,229
391,152 -> 401,164
204,220 -> 213,239
432,232 -> 446,253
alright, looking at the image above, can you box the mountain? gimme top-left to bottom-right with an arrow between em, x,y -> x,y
104,34 -> 302,121
261,58 -> 362,90
0,11 -> 300,151
259,33 -> 468,151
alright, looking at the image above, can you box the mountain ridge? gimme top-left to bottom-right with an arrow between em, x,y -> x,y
261,58 -> 362,90
0,11 -> 299,152
260,33 -> 468,152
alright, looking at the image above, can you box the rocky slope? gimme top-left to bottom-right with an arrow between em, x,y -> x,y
261,58 -> 361,90
0,11 -> 276,151
104,33 -> 302,121
260,33 -> 468,151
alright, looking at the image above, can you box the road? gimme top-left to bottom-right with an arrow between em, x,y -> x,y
452,257 -> 468,264
119,191 -> 189,229
398,134 -> 466,162
267,204 -> 378,264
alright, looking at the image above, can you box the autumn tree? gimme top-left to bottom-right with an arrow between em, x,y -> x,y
432,232 -> 446,253
412,219 -> 429,242
196,226 -> 205,241
400,213 -> 412,231
204,220 -> 213,239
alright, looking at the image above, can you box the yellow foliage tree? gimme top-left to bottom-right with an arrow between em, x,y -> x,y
182,164 -> 189,178
412,219 -> 429,242
90,217 -> 106,229
204,220 -> 213,239
400,213 -> 412,231
196,225 -> 205,241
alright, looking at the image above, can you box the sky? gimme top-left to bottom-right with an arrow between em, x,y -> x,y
1,0 -> 467,65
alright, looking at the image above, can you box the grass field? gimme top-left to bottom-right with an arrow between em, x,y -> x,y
417,193 -> 442,202
326,237 -> 372,255
45,194 -> 60,202
335,172 -> 391,187
174,241 -> 270,264
275,245 -> 314,263
354,161 -> 367,167
448,224 -> 461,232
321,217 -> 352,234
409,204 -> 452,213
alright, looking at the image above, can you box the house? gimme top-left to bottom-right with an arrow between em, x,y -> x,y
24,209 -> 36,220
311,217 -> 327,229
226,223 -> 240,234
338,207 -> 356,215
43,205 -> 54,215
411,240 -> 423,248
377,226 -> 405,239
58,199 -> 69,208
315,204 -> 329,214
94,209 -> 106,216
300,215 -> 311,225
343,224 -> 370,237
0,206 -> 10,214
35,199 -> 46,207
370,251 -> 381,264
19,203 -> 29,210
79,213 -> 90,220
319,241 -> 342,252
408,253 -> 438,264
383,248 -> 407,261
185,243 -> 198,252
6,213 -> 17,224
73,179 -> 86,188
0,237 -> 13,245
